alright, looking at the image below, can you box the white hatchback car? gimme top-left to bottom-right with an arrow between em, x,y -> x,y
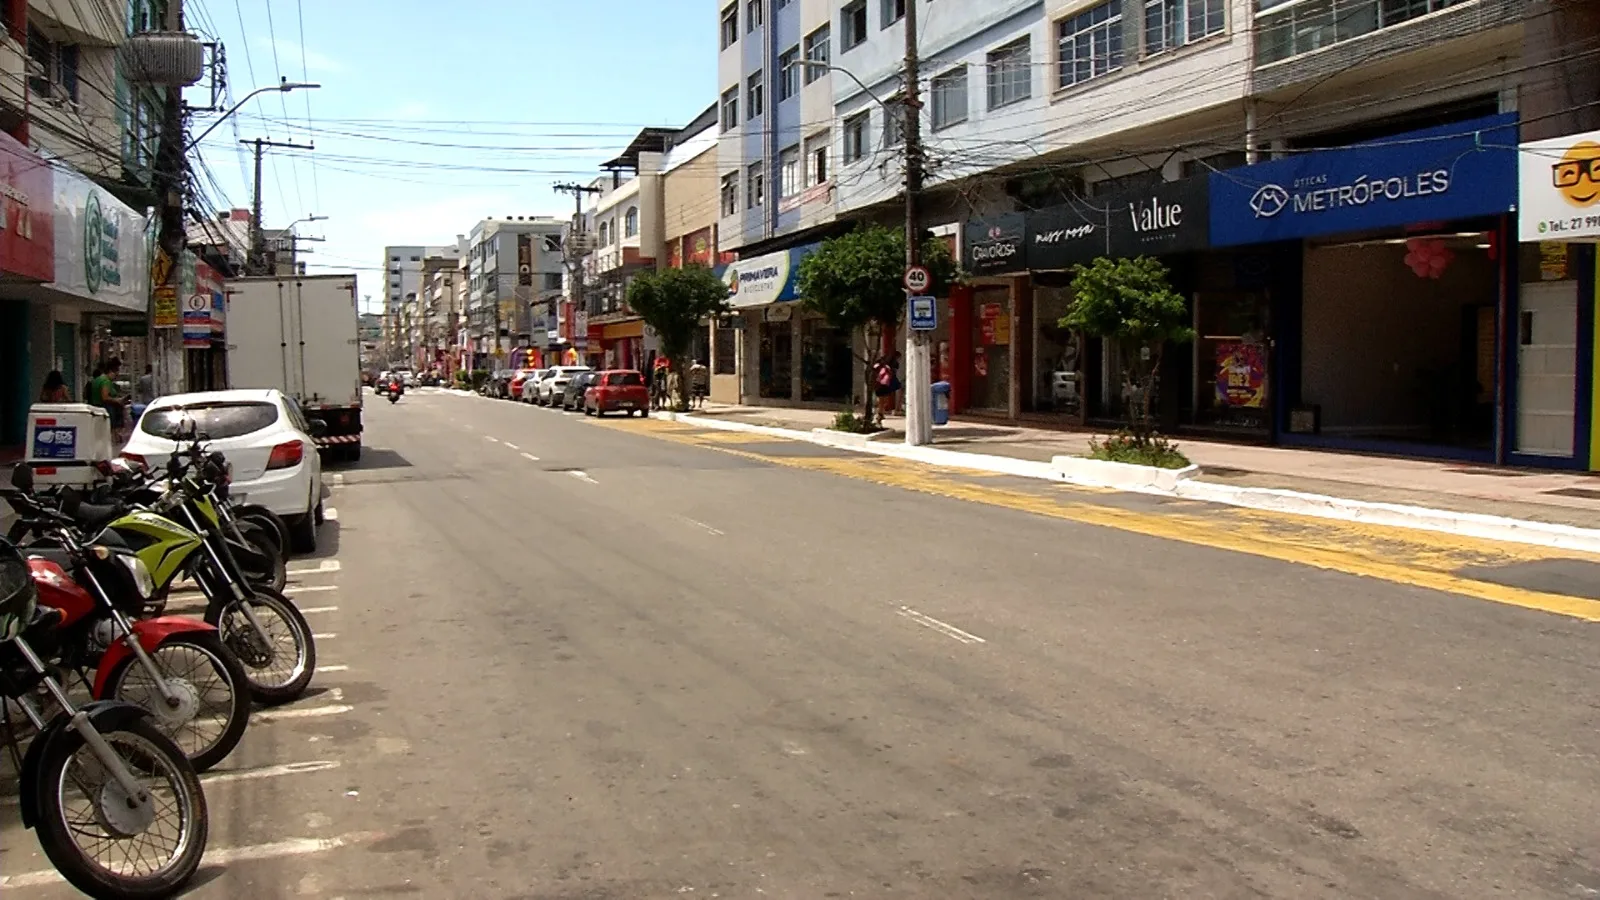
537,366 -> 591,406
122,389 -> 326,551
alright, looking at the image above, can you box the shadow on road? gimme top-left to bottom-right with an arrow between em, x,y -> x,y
301,516 -> 340,560
346,448 -> 411,471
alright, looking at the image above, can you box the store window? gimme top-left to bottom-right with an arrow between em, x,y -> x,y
970,289 -> 1011,410
1031,279 -> 1084,422
800,317 -> 852,402
714,322 -> 738,374
758,319 -> 793,399
1194,290 -> 1271,431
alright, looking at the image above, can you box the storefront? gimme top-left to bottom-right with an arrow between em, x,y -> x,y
599,319 -> 647,371
1516,126 -> 1600,470
0,131 -> 55,451
1211,113 -> 1520,462
714,243 -> 823,406
960,214 -> 1026,414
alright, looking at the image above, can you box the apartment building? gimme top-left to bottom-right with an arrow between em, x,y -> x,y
716,0 -> 839,258
463,217 -> 564,362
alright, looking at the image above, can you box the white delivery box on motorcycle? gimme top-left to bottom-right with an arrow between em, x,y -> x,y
25,403 -> 113,486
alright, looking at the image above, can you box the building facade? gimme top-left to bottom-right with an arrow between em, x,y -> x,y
463,217 -> 564,367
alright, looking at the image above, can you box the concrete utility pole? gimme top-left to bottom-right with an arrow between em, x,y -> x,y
241,137 -> 314,274
553,182 -> 601,359
151,0 -> 187,394
902,0 -> 932,447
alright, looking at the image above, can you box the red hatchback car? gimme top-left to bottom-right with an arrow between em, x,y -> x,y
584,370 -> 650,417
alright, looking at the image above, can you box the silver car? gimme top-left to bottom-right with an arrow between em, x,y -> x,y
537,366 -> 590,406
521,369 -> 550,402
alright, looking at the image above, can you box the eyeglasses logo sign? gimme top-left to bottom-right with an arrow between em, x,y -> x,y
1551,140 -> 1600,209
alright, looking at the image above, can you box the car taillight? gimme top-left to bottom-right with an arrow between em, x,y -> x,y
121,452 -> 146,468
266,441 -> 304,470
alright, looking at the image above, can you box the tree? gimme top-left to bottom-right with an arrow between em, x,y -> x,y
626,264 -> 732,411
796,224 -> 958,427
1060,256 -> 1193,442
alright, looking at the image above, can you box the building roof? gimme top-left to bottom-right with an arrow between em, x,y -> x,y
600,127 -> 677,172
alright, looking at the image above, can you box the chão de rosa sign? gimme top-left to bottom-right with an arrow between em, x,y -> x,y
1210,113 -> 1518,247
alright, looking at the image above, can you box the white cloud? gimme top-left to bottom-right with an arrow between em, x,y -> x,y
255,36 -> 343,73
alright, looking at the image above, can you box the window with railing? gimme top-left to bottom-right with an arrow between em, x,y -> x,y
1144,0 -> 1225,56
1254,0 -> 1467,64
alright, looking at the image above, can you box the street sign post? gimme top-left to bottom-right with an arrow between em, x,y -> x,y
908,295 -> 937,331
903,265 -> 930,294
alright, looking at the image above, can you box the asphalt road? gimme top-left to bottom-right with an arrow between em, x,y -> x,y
3,387 -> 1597,898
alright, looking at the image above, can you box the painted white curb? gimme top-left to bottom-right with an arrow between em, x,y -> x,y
662,412 -> 1600,554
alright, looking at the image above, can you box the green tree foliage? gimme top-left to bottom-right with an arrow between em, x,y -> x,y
1060,256 -> 1193,441
626,264 -> 731,411
796,224 -> 958,425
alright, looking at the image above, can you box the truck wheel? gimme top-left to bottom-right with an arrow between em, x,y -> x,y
345,443 -> 361,462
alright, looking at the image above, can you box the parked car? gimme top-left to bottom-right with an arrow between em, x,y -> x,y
561,370 -> 599,410
508,368 -> 539,401
584,370 -> 650,417
520,369 -> 550,402
121,389 -> 326,552
537,366 -> 590,406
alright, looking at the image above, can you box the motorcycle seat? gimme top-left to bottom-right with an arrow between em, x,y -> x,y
72,501 -> 125,530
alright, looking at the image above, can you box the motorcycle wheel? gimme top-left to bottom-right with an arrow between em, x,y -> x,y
206,587 -> 316,705
32,715 -> 207,899
103,632 -> 251,772
238,510 -> 291,560
236,524 -> 288,593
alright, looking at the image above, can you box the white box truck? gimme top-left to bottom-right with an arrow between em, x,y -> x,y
225,274 -> 365,461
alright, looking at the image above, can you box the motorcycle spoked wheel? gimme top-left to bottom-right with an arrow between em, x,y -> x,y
102,632 -> 252,772
205,588 -> 316,705
31,716 -> 208,899
235,522 -> 287,593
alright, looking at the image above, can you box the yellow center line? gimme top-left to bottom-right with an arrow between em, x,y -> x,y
589,417 -> 1600,622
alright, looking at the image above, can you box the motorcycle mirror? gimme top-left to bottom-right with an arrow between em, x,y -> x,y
10,464 -> 35,493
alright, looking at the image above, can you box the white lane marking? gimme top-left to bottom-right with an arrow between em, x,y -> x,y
897,607 -> 986,645
323,506 -> 339,521
312,633 -> 337,639
520,452 -> 540,462
284,585 -> 339,595
678,516 -> 724,536
255,704 -> 354,723
504,442 -> 520,450
297,605 -> 339,614
330,473 -> 345,486
484,435 -> 499,443
568,470 -> 598,484
318,664 -> 349,673
0,831 -> 385,888
288,560 -> 341,575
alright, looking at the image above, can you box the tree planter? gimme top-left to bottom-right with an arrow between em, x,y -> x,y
1049,455 -> 1199,492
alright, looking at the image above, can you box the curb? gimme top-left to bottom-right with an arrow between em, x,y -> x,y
663,412 -> 1600,555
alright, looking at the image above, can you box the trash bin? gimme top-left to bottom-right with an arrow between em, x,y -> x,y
931,381 -> 951,426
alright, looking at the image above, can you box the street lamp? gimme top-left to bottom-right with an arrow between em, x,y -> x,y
185,78 -> 321,151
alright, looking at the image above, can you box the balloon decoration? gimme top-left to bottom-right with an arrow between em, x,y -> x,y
1403,237 -> 1454,280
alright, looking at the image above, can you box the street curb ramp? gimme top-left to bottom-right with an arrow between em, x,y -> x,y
660,412 -> 1600,555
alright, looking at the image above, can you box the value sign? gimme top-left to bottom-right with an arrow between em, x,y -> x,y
903,265 -> 930,293
908,295 -> 937,331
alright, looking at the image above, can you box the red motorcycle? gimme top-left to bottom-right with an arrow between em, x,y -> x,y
6,480 -> 250,772
387,378 -> 403,403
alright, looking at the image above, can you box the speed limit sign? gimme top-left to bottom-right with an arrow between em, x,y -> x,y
903,265 -> 930,293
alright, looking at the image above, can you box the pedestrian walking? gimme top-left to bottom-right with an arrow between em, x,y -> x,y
873,350 -> 902,420
689,361 -> 709,409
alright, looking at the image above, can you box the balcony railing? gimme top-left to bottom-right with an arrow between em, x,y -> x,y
1254,0 -> 1471,64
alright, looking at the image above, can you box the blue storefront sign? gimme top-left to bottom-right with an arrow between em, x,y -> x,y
1210,113 -> 1519,247
31,425 -> 77,460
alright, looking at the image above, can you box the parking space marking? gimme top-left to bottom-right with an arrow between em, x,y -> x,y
0,760 -> 344,809
330,473 -> 345,486
568,470 -> 598,484
504,442 -> 520,450
256,704 -> 354,723
288,560 -> 341,575
284,585 -> 339,595
484,435 -> 499,443
520,452 -> 540,462
0,831 -> 390,889
323,506 -> 339,521
297,605 -> 339,614
318,664 -> 349,673
312,632 -> 337,639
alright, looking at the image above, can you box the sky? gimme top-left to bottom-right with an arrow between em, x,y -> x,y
183,0 -> 716,314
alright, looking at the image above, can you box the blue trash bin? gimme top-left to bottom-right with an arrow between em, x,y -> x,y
931,381 -> 951,426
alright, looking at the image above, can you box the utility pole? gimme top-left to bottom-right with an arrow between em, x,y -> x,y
553,182 -> 601,362
902,0 -> 932,446
151,0 -> 187,394
240,137 -> 314,274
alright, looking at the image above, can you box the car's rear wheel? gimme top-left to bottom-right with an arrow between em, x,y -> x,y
290,503 -> 319,553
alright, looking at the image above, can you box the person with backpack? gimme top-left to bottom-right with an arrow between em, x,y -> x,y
873,350 -> 902,420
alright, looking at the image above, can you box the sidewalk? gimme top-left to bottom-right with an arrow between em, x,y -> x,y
677,402 -> 1600,531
